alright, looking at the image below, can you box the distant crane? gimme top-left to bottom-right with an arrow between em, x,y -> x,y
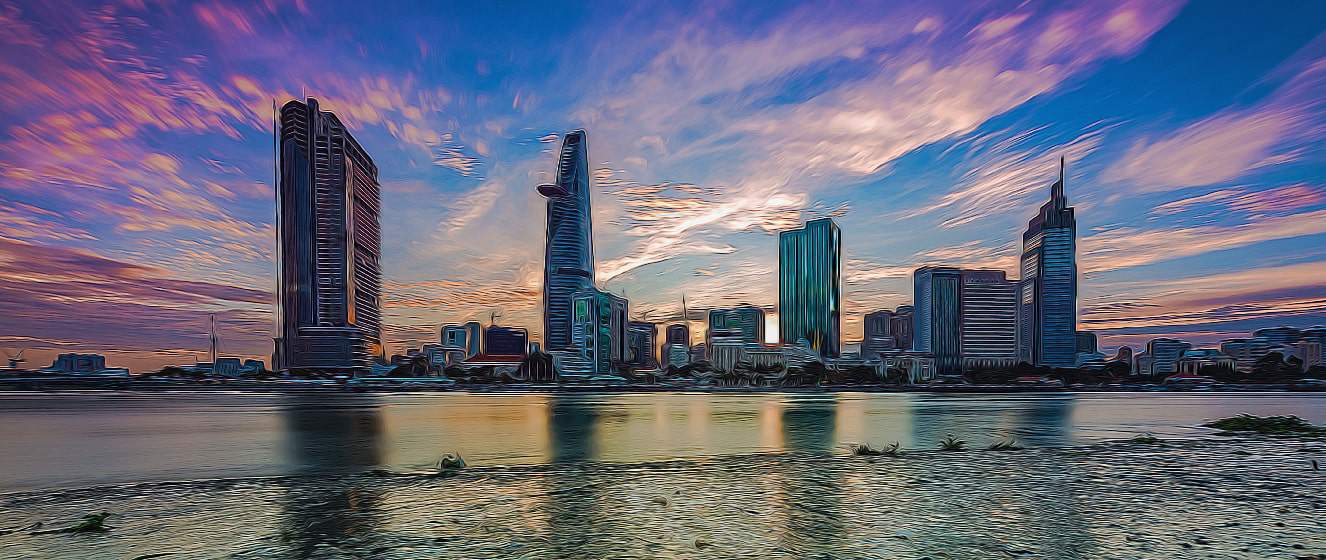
209,313 -> 218,364
4,348 -> 25,370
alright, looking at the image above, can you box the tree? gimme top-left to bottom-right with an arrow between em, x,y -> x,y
883,367 -> 909,385
1103,361 -> 1131,380
387,355 -> 431,377
1246,352 -> 1299,382
1197,364 -> 1237,382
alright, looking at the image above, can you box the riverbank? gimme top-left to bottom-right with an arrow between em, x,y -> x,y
1,375 -> 1321,393
1,435 -> 1322,559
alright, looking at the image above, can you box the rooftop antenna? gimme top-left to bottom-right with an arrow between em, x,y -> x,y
682,293 -> 690,323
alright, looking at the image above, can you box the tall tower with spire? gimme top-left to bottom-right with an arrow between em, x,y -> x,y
538,130 -> 595,352
1017,157 -> 1078,367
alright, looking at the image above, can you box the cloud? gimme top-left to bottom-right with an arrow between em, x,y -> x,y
1102,59 -> 1325,191
1082,261 -> 1326,333
1080,208 -> 1326,274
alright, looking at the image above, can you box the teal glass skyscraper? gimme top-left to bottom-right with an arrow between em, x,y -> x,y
778,218 -> 842,358
1018,158 -> 1078,367
538,130 -> 595,352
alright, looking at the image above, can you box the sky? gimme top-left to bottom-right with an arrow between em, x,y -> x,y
1,0 -> 1325,371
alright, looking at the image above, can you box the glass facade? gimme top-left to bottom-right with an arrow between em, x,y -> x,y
1017,159 -> 1078,367
540,130 -> 595,352
706,306 -> 765,347
960,269 -> 1019,363
778,218 -> 842,358
569,289 -> 629,375
914,267 -> 962,374
275,98 -> 382,372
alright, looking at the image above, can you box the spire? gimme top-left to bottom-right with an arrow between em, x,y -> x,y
1052,155 -> 1066,209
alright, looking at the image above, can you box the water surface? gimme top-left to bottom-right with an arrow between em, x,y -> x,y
2,391 -> 1322,491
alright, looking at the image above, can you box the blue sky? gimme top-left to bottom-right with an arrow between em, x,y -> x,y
1,0 -> 1324,370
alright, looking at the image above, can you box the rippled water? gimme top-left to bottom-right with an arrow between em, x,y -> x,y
1,391 -> 1324,558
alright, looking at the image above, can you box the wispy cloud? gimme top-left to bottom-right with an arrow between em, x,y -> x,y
1102,59 -> 1325,191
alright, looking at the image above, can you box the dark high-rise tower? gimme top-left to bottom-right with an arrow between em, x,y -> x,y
1018,157 -> 1077,367
914,266 -> 962,374
538,130 -> 595,352
275,98 -> 382,372
779,218 -> 842,357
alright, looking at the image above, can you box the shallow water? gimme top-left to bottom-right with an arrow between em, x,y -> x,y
1,391 -> 1323,491
1,391 -> 1324,559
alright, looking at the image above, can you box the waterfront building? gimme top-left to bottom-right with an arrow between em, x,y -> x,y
709,340 -> 745,373
1146,338 -> 1192,377
1177,349 -> 1237,375
665,323 -> 689,345
959,269 -> 1019,371
778,218 -> 842,357
1076,331 -> 1098,355
1135,353 -> 1153,376
744,344 -> 786,371
275,98 -> 383,373
913,266 -> 962,374
1220,337 -> 1288,373
873,351 -> 937,384
891,305 -> 914,351
1293,340 -> 1322,370
539,130 -> 596,353
862,310 -> 897,359
1253,327 -> 1301,345
690,343 -> 708,364
50,353 -> 106,374
1017,158 -> 1078,367
707,306 -> 765,349
566,288 -> 629,376
441,322 -> 483,358
662,323 -> 690,368
664,343 -> 691,369
626,321 -> 658,368
483,326 -> 529,357
1111,346 -> 1134,374
212,357 -> 243,378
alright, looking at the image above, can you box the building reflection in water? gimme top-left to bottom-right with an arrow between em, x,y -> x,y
540,394 -> 617,557
773,394 -> 844,555
276,394 -> 385,556
780,394 -> 838,454
547,394 -> 604,463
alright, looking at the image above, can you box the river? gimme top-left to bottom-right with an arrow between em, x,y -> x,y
0,391 -> 1323,558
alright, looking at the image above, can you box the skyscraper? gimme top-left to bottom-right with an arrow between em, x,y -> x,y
1018,158 -> 1078,367
862,309 -> 897,359
913,266 -> 962,374
779,218 -> 842,358
539,130 -> 595,353
960,269 -> 1019,369
275,98 -> 382,372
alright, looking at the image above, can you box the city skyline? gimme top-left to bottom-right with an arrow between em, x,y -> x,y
2,1 -> 1326,371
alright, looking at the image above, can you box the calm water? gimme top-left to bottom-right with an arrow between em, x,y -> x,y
1,390 -> 1323,491
1,391 -> 1324,559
